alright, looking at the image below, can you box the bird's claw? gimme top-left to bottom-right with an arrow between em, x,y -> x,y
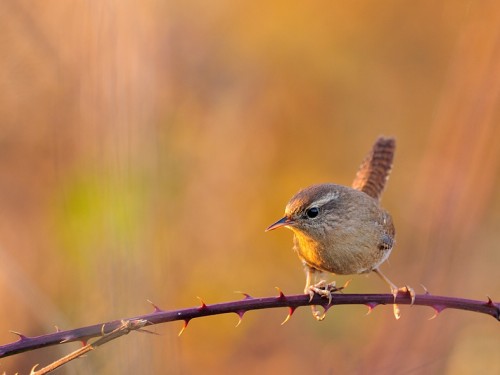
311,305 -> 327,321
306,280 -> 350,321
392,285 -> 415,304
308,280 -> 347,304
391,285 -> 415,320
307,280 -> 339,304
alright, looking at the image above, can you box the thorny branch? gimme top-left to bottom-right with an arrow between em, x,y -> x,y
1,290 -> 499,362
29,319 -> 149,375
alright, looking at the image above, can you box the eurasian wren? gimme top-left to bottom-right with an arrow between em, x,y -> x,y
266,137 -> 414,320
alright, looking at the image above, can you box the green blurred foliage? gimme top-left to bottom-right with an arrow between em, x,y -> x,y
55,172 -> 145,262
0,1 -> 498,374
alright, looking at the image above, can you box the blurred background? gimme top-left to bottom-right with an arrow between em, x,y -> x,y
0,1 -> 499,374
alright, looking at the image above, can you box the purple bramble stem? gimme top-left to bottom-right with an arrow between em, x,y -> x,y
1,292 -> 499,358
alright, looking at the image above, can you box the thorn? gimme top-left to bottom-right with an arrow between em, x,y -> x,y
30,364 -> 39,374
178,319 -> 190,336
81,340 -> 88,346
281,307 -> 296,325
341,279 -> 352,291
484,297 -> 500,320
365,302 -> 379,315
235,291 -> 253,299
429,305 -> 446,320
196,296 -> 208,310
54,325 -> 60,332
275,287 -> 287,300
9,331 -> 27,341
147,299 -> 163,312
420,284 -> 430,295
235,310 -> 245,327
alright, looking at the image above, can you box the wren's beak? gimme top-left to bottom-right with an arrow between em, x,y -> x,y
265,216 -> 293,232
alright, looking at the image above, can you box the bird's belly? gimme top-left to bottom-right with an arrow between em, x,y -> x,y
295,235 -> 390,275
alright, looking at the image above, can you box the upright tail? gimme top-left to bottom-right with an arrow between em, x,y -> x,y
352,137 -> 396,201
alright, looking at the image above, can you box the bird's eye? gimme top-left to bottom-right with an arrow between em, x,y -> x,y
305,207 -> 319,218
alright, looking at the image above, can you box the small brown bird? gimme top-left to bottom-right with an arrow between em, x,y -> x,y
266,137 -> 414,320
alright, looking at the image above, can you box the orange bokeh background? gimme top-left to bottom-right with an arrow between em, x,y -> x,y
0,1 -> 499,374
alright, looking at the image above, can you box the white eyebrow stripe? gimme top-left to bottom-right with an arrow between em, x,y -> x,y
307,191 -> 339,208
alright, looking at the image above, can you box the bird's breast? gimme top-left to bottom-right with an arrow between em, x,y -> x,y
293,230 -> 391,275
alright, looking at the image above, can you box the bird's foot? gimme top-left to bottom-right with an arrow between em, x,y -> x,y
308,281 -> 348,321
391,285 -> 416,320
311,305 -> 327,321
307,280 -> 347,304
